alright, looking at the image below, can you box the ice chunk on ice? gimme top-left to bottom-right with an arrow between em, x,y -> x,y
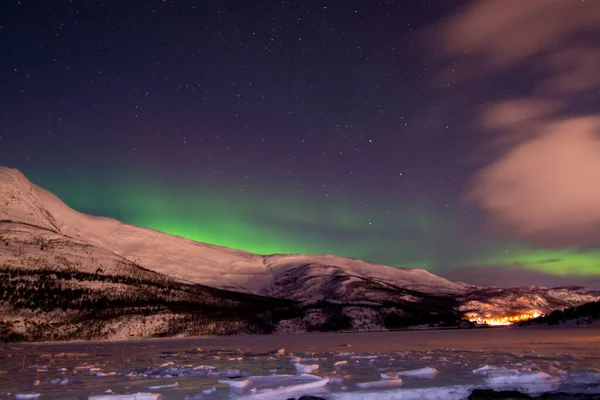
15,395 -> 41,400
295,357 -> 320,363
294,363 -> 319,374
329,385 -> 473,400
226,368 -> 242,377
193,364 -> 216,370
294,363 -> 319,373
473,365 -> 519,376
485,371 -> 560,395
568,371 -> 600,384
147,382 -> 179,389
96,371 -> 118,377
472,365 -> 493,375
397,367 -> 439,379
381,372 -> 400,380
202,385 -> 216,394
89,394 -> 162,400
243,374 -> 321,388
232,374 -> 329,400
49,378 -> 71,385
356,378 -> 404,389
217,378 -> 250,388
75,365 -> 102,373
29,365 -> 48,372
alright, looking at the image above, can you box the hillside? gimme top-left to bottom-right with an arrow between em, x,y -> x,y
1,167 -> 472,298
519,299 -> 600,327
1,166 -> 599,341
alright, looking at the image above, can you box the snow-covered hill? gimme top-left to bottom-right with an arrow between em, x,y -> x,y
1,165 -> 599,340
1,166 -> 471,298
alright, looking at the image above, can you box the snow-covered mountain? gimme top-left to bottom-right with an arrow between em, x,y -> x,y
1,166 -> 599,341
0,166 -> 470,298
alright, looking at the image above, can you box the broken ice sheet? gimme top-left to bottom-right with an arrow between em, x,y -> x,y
89,394 -> 162,400
229,374 -> 329,400
396,367 -> 439,379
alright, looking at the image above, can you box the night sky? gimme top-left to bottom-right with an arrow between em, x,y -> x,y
2,0 -> 600,288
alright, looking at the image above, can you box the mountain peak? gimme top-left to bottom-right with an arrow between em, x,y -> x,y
0,166 -> 60,233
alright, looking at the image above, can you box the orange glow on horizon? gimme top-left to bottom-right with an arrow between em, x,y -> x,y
468,312 -> 542,326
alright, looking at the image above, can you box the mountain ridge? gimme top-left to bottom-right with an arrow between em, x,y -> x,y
1,166 -> 472,296
1,165 -> 599,341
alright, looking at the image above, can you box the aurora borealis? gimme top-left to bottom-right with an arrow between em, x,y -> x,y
22,167 -> 600,287
1,1 -> 600,288
30,168 -> 461,268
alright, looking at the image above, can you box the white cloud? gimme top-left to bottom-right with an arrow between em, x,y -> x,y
467,118 -> 600,246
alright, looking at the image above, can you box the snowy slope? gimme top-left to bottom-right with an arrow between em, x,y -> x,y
458,286 -> 600,319
0,166 -> 471,298
261,254 -> 470,301
33,184 -> 270,292
0,168 -> 60,233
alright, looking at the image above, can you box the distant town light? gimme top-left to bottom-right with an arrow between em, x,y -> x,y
467,311 -> 542,326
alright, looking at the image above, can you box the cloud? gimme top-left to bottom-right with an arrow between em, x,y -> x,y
436,0 -> 600,74
478,98 -> 562,150
540,46 -> 600,95
481,99 -> 560,131
466,118 -> 600,247
430,0 -> 600,248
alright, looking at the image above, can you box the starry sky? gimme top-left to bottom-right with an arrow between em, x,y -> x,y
1,0 -> 600,288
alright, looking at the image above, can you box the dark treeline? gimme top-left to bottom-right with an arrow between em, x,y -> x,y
520,300 -> 600,326
0,266 -> 299,341
0,266 -> 465,342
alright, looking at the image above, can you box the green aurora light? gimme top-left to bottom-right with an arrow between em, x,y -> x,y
29,169 -> 600,278
473,248 -> 600,276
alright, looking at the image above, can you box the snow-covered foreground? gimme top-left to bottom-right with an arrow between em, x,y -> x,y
2,328 -> 600,399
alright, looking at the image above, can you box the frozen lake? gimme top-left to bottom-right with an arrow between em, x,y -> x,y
2,326 -> 600,399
